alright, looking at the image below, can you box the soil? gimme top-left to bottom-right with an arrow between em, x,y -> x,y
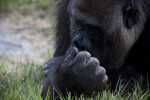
0,12 -> 55,64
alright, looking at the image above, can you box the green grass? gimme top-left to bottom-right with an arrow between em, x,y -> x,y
0,0 -> 55,13
0,1 -> 149,99
0,60 -> 150,100
0,60 -> 44,100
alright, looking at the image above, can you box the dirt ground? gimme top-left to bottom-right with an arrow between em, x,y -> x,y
0,11 -> 55,64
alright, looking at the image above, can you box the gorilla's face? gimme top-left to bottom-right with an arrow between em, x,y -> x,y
67,0 -> 146,69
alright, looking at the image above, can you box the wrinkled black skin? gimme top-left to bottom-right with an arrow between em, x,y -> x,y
41,0 -> 150,99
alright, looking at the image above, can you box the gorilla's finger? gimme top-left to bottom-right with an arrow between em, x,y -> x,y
95,66 -> 106,76
71,47 -> 79,58
42,64 -> 48,70
43,56 -> 65,71
82,57 -> 99,72
42,60 -> 56,70
103,75 -> 108,84
73,51 -> 91,66
43,68 -> 53,78
66,47 -> 79,61
86,57 -> 100,67
43,70 -> 48,78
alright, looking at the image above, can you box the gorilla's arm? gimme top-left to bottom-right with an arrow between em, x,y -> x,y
41,56 -> 65,99
41,48 -> 108,99
42,56 -> 65,78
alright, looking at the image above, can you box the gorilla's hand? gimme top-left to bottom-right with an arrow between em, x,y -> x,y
42,56 -> 65,78
59,47 -> 108,94
42,47 -> 108,96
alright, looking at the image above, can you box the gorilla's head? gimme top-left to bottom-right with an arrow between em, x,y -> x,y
66,0 -> 149,69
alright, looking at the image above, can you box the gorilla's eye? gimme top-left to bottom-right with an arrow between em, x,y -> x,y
123,6 -> 137,28
75,16 -> 99,32
74,17 -> 85,31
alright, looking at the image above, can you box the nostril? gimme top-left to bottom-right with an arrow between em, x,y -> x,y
73,41 -> 86,51
72,34 -> 91,51
81,46 -> 85,51
73,41 -> 80,48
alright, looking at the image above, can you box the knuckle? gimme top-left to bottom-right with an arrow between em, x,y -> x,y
80,51 -> 91,56
78,51 -> 91,59
43,70 -> 48,77
95,66 -> 106,75
100,66 -> 106,75
103,75 -> 108,83
90,57 -> 100,65
42,64 -> 47,70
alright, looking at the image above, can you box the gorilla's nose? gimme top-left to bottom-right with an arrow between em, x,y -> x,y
72,34 -> 92,51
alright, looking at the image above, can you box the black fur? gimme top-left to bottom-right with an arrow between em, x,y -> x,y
42,0 -> 150,99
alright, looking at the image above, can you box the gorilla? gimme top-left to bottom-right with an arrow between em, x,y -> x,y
41,0 -> 150,99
